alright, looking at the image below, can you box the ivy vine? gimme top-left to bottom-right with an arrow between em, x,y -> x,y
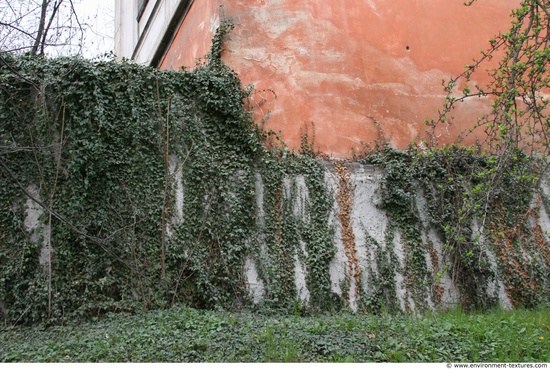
0,19 -> 340,324
1,3 -> 549,326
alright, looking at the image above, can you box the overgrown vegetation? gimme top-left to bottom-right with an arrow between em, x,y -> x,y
1,0 -> 550,333
0,305 -> 548,362
0,20 -> 338,324
363,145 -> 550,311
346,0 -> 550,312
418,0 -> 550,310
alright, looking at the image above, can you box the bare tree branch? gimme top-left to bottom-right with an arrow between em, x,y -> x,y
31,0 -> 51,55
0,20 -> 36,39
39,0 -> 64,55
0,0 -> 108,57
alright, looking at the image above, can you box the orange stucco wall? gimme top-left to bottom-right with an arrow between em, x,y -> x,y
160,0 -> 220,69
160,0 -> 520,158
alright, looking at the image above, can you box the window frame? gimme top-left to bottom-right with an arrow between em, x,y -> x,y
137,0 -> 149,21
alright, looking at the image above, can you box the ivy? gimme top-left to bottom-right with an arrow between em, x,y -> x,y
0,19 -> 341,324
2,5 -> 549,326
251,143 -> 340,313
422,0 -> 550,308
364,144 -> 550,310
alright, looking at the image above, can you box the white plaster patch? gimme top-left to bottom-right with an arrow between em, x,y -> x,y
296,70 -> 366,90
240,48 -> 269,65
321,49 -> 345,62
253,173 -> 270,287
295,241 -> 310,302
267,52 -> 296,74
255,173 -> 265,227
254,9 -> 307,39
497,281 -> 512,310
39,225 -> 53,272
365,0 -> 381,17
351,165 -> 386,245
415,187 -> 438,309
425,226 -> 461,307
209,14 -> 220,34
23,185 -> 54,272
530,185 -> 550,243
293,174 -> 309,221
350,164 -> 386,299
537,198 -> 550,244
169,155 -> 184,224
392,229 -> 407,311
245,256 -> 265,304
24,185 -> 43,242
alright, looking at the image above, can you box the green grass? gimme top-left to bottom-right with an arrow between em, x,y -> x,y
0,306 -> 548,362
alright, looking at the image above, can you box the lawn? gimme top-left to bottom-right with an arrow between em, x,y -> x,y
0,306 -> 548,362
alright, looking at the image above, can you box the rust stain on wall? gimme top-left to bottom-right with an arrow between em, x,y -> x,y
161,0 -> 519,158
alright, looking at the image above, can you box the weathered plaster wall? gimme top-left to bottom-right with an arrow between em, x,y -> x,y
161,0 -> 520,157
244,162 -> 539,310
160,0 -> 220,69
25,160 -> 548,311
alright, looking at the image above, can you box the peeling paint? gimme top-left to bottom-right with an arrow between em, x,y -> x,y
245,256 -> 265,303
160,0 -> 520,158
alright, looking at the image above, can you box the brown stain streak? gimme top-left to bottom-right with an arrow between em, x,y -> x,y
335,162 -> 361,300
